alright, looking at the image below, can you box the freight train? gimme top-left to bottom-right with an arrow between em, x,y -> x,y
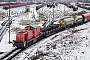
59,13 -> 90,27
13,13 -> 90,48
3,2 -> 34,10
3,3 -> 25,10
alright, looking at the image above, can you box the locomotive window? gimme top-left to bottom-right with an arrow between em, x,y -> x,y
30,26 -> 35,30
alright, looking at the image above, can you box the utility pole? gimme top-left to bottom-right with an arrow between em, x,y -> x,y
8,0 -> 10,44
52,0 -> 54,23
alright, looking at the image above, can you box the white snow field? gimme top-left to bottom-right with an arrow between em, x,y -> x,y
0,3 -> 90,60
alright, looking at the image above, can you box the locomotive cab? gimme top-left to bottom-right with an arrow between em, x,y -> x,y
25,26 -> 35,30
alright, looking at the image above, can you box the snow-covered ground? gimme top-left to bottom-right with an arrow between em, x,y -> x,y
0,3 -> 90,60
12,22 -> 90,60
11,21 -> 90,60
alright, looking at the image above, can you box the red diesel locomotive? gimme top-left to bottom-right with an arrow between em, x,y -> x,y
13,26 -> 41,48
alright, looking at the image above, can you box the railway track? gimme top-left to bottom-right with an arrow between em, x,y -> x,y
0,48 -> 25,60
12,22 -> 87,60
0,20 -> 89,60
12,25 -> 85,60
15,23 -> 90,60
0,20 -> 12,42
0,26 -> 8,42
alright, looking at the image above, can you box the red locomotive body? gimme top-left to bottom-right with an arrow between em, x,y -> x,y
33,27 -> 40,37
16,31 -> 28,42
82,13 -> 90,22
26,30 -> 33,41
14,26 -> 41,48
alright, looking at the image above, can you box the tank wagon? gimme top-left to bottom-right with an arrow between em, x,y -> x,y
59,13 -> 90,27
